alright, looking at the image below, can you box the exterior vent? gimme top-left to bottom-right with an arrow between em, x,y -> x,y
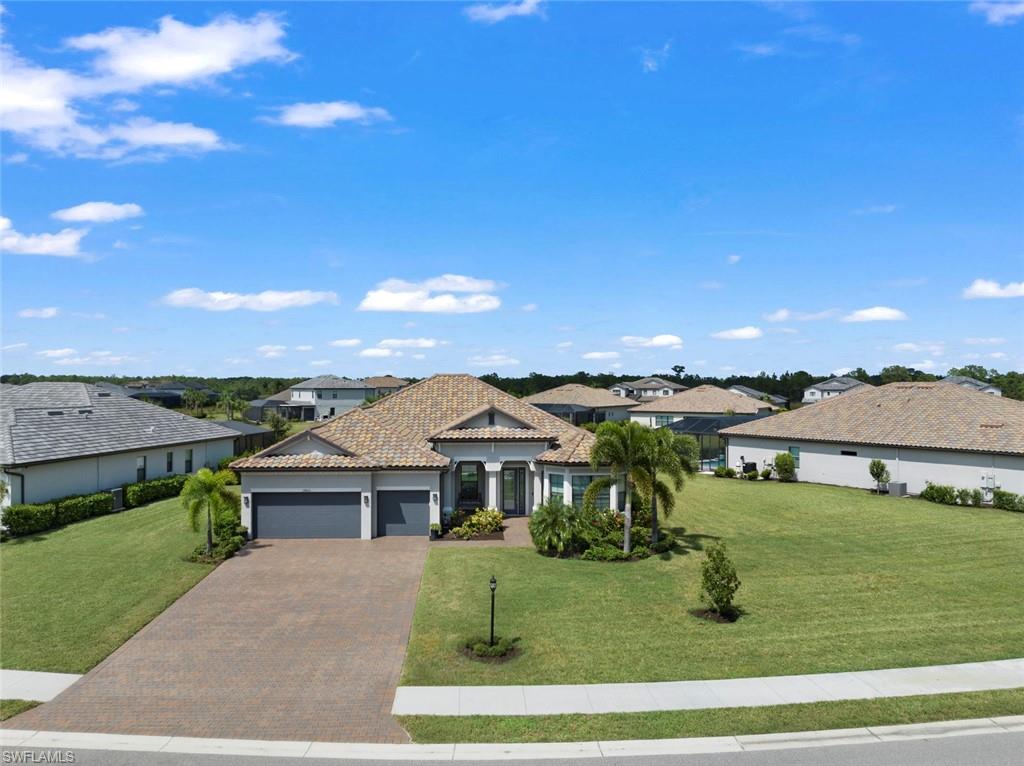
97,392 -> 111,397
78,409 -> 93,414
47,410 -> 64,416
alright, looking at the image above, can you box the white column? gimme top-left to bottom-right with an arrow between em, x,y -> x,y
609,477 -> 618,511
240,493 -> 252,535
429,474 -> 441,526
563,472 -> 573,507
486,469 -> 499,510
360,490 -> 373,539
532,464 -> 542,510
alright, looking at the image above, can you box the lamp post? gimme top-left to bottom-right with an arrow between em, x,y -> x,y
489,575 -> 497,646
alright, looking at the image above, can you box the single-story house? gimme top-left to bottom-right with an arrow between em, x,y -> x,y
96,379 -> 220,408
802,376 -> 871,404
232,374 -> 617,540
522,384 -> 635,425
630,385 -> 776,428
662,414 -> 774,471
721,382 -> 1024,496
244,388 -> 292,422
727,384 -> 787,408
1,383 -> 237,507
940,375 -> 1002,396
215,420 -> 276,454
247,375 -> 410,423
609,376 -> 687,401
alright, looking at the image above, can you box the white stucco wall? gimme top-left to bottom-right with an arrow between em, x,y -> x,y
725,436 -> 1024,496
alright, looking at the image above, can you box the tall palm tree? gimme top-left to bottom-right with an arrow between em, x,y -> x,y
635,430 -> 696,544
181,468 -> 238,555
224,395 -> 246,421
583,420 -> 653,554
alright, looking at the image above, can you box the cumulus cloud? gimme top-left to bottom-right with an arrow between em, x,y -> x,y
962,279 -> 1024,299
0,216 -> 87,257
256,344 -> 286,358
556,341 -> 572,349
468,353 -> 520,366
52,201 -> 143,222
641,41 -> 672,73
358,274 -> 501,314
726,253 -> 742,264
841,306 -> 908,322
582,351 -> 620,360
294,345 -> 314,352
310,359 -> 331,367
521,303 -> 538,312
329,338 -> 362,347
377,338 -> 445,349
892,341 -> 945,356
267,101 -> 392,128
763,308 -> 790,322
464,0 -> 545,24
162,287 -> 338,311
765,307 -> 839,322
36,347 -> 77,358
620,334 -> 683,349
711,326 -> 763,340
965,337 -> 1006,345
359,347 -> 398,358
969,1 -> 1024,25
17,306 -> 60,318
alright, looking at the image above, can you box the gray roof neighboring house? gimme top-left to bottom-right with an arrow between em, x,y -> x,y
611,377 -> 687,392
293,375 -> 371,390
941,375 -> 1002,395
728,385 -> 787,407
1,383 -> 238,467
806,376 -> 872,393
214,420 -> 273,436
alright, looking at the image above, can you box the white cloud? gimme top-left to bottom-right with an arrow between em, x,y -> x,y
267,101 -> 392,128
832,366 -> 854,376
610,362 -> 623,369
412,353 -> 426,360
294,345 -> 314,352
358,274 -> 501,314
17,306 -> 60,319
52,201 -> 143,222
521,303 -> 538,312
2,342 -> 29,352
620,334 -> 683,349
852,204 -> 898,215
53,350 -> 133,367
556,341 -> 573,349
36,347 -> 77,358
310,359 -> 331,367
841,306 -> 908,322
71,311 -> 107,320
764,308 -> 790,322
711,326 -> 763,340
223,357 -> 250,365
464,0 -> 545,25
965,337 -> 1006,345
329,338 -> 362,347
962,279 -> 1024,299
893,341 -> 945,356
990,351 -> 1009,359
359,347 -> 398,358
468,353 -> 520,366
767,307 -> 840,322
582,351 -> 620,360
726,253 -> 742,264
970,1 -> 1024,25
911,359 -> 938,371
4,152 -> 29,164
256,344 -> 286,358
783,23 -> 861,48
641,41 -> 672,73
162,287 -> 338,311
0,216 -> 87,257
736,42 -> 782,57
377,338 -> 445,349
698,280 -> 723,290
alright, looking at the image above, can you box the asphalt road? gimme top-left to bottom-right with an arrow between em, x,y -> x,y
3,732 -> 1022,766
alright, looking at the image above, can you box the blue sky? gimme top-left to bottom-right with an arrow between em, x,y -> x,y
2,1 -> 1022,379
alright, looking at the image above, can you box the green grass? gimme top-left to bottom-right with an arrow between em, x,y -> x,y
1,497 -> 215,673
400,688 -> 1024,743
0,699 -> 40,721
403,476 -> 1024,686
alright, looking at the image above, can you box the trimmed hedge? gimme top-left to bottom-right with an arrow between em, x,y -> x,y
993,489 -> 1024,513
55,492 -> 114,526
123,474 -> 188,508
2,503 -> 57,537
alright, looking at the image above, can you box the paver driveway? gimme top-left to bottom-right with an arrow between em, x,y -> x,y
12,538 -> 428,743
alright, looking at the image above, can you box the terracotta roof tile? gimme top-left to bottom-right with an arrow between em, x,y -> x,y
630,385 -> 777,415
523,383 -> 636,408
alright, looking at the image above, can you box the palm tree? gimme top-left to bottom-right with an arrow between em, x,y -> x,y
635,430 -> 696,544
223,395 -> 246,421
583,420 -> 653,554
181,468 -> 237,556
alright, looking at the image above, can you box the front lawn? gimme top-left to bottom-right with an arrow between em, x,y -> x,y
1,497 -> 215,673
403,476 -> 1024,686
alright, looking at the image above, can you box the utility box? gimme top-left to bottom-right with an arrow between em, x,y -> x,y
887,482 -> 908,497
109,487 -> 124,512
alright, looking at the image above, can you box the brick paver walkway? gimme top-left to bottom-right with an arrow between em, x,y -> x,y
11,538 -> 428,743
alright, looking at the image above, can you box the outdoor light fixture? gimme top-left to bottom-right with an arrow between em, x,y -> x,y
363,495 -> 370,507
243,496 -> 250,509
431,492 -> 439,504
489,575 -> 498,646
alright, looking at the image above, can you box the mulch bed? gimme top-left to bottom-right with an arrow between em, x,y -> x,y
689,608 -> 740,624
438,529 -> 506,542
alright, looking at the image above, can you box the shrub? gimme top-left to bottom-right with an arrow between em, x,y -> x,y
700,541 -> 741,615
920,482 -> 957,505
450,507 -> 504,539
955,488 -> 975,507
55,492 -> 113,526
464,635 -> 518,658
581,543 -> 633,561
869,459 -> 890,493
970,488 -> 984,507
649,529 -> 676,555
993,489 -> 1024,512
124,474 -> 188,508
744,470 -> 759,481
760,468 -> 772,480
774,453 -> 796,482
713,465 -> 728,478
724,467 -> 737,479
1,503 -> 57,537
529,498 -> 588,555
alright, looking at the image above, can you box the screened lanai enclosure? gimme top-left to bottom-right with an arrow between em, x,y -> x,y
663,414 -> 771,471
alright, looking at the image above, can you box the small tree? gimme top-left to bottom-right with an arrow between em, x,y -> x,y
180,468 -> 238,556
869,459 -> 890,494
265,412 -> 290,442
182,389 -> 208,414
700,542 -> 741,616
774,452 -> 796,482
223,395 -> 247,421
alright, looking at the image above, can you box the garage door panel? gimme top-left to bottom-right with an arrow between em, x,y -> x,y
254,492 -> 361,539
376,490 -> 429,537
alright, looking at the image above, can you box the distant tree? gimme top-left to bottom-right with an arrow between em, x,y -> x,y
671,364 -> 686,379
879,365 -> 915,384
182,389 -> 208,414
848,367 -> 871,383
223,395 -> 247,421
869,459 -> 891,494
946,365 -> 993,382
265,412 -> 290,442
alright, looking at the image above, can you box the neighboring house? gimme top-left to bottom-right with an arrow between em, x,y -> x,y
609,377 -> 687,401
99,379 -> 220,408
0,383 -> 237,507
363,375 -> 409,398
522,384 -> 635,425
721,382 -> 1024,495
727,384 -> 787,408
247,375 -> 409,423
662,414 -> 773,471
802,376 -> 871,404
630,385 -> 776,428
940,375 -> 1002,396
232,374 -> 616,540
244,388 -> 292,422
215,420 -> 276,454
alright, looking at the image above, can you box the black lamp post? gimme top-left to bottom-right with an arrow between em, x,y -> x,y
489,575 -> 498,646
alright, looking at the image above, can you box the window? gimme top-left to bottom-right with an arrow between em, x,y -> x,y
166,451 -> 174,472
487,411 -> 496,425
662,388 -> 670,395
136,456 -> 146,483
317,391 -> 323,399
185,448 -> 193,473
788,446 -> 800,468
840,450 -> 857,457
458,464 -> 480,504
331,392 -> 338,399
549,473 -> 564,503
654,415 -> 673,427
572,475 -> 609,510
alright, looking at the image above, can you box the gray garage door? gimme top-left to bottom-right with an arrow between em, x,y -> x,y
253,492 -> 361,539
376,490 -> 430,537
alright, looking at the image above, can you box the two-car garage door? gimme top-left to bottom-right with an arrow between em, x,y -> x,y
251,490 -> 429,539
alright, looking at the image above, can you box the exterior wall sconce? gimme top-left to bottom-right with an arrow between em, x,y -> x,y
362,494 -> 370,507
431,492 -> 439,505
243,495 -> 250,509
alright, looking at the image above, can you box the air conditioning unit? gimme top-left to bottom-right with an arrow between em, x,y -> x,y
109,487 -> 124,512
887,481 -> 907,497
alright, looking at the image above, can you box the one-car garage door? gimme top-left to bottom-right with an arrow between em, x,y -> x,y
376,490 -> 430,537
253,492 -> 361,539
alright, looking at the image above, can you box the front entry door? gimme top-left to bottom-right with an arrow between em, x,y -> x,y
502,467 -> 527,515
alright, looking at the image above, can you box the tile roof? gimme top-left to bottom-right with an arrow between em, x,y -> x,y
630,385 -> 777,415
611,377 -> 686,391
523,383 -> 637,409
806,376 -> 871,393
941,375 -> 1000,392
363,375 -> 409,389
1,383 -> 238,466
233,374 -> 598,471
431,426 -> 558,442
720,382 -> 1024,455
728,385 -> 787,406
214,420 -> 273,436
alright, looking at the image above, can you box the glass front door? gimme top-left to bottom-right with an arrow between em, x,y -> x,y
502,467 -> 527,515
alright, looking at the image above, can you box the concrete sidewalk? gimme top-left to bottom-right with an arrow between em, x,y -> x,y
392,658 -> 1024,716
0,670 -> 82,702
